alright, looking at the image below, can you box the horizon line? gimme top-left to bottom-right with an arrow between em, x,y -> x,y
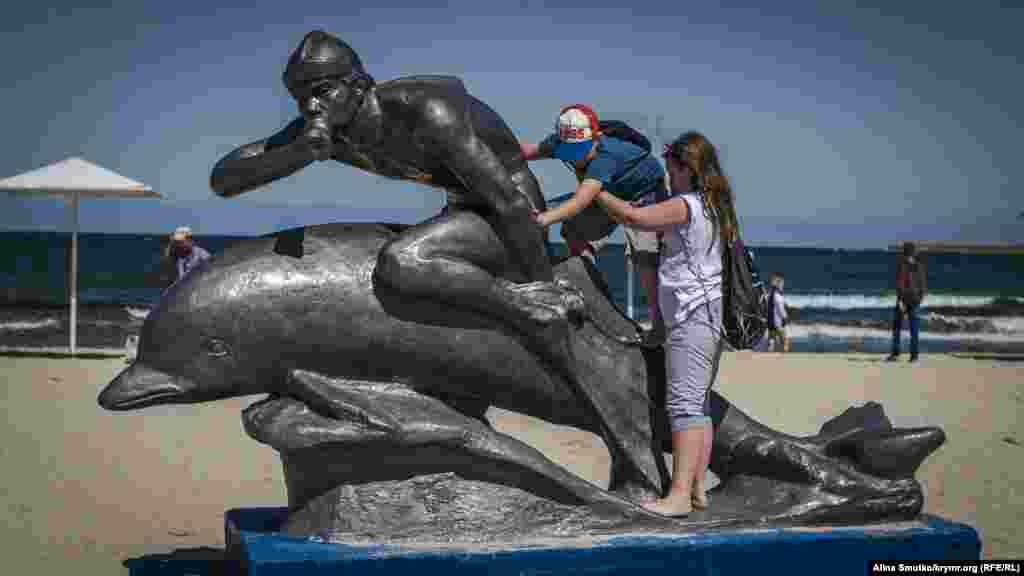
2,226 -> 993,251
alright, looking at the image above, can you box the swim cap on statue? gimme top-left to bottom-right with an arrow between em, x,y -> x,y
283,30 -> 367,96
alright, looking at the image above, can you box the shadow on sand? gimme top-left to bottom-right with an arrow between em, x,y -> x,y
949,353 -> 1024,363
123,547 -> 228,576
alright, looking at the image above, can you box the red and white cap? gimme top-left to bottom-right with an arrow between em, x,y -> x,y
553,104 -> 599,162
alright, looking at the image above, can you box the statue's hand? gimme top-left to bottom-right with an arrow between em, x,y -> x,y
499,279 -> 586,328
302,116 -> 334,161
555,277 -> 587,322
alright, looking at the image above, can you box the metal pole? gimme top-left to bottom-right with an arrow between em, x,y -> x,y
70,191 -> 78,355
626,250 -> 635,320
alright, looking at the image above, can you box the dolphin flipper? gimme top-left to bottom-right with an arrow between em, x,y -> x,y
243,394 -> 389,451
251,369 -> 665,520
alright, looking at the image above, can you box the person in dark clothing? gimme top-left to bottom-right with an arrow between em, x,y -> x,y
886,242 -> 927,362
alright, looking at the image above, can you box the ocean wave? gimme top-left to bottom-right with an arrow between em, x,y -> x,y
787,323 -> 1024,343
922,313 -> 1024,335
0,318 -> 60,331
777,314 -> 1022,336
124,306 -> 150,320
785,293 -> 1022,311
83,320 -> 121,327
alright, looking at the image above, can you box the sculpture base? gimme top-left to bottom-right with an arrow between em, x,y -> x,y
224,508 -> 980,575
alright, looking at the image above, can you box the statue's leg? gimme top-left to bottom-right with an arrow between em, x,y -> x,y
374,211 -> 662,500
374,208 -> 582,332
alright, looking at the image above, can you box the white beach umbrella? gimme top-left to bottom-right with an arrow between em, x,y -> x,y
0,157 -> 161,354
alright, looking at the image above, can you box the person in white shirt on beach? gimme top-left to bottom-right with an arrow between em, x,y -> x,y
767,273 -> 790,352
593,131 -> 738,518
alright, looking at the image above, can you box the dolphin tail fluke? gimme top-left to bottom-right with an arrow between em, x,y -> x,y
820,427 -> 947,480
812,402 -> 946,479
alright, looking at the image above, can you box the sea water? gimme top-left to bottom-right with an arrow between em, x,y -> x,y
1,230 -> 1021,354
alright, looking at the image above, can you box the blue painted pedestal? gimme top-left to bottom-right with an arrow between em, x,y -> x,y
222,506 -> 974,573
225,507 -> 980,575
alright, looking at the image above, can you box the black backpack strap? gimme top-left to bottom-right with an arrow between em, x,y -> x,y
598,120 -> 653,153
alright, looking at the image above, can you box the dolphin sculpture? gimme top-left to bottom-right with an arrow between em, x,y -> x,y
99,223 -> 946,540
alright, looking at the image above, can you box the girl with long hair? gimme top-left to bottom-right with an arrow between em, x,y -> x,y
594,131 -> 736,516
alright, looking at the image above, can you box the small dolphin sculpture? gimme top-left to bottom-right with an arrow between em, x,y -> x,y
99,223 -> 945,541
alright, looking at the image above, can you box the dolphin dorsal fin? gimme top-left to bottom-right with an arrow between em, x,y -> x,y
274,228 -> 306,258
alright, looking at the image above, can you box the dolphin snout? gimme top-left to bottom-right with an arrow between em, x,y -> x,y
98,362 -> 194,411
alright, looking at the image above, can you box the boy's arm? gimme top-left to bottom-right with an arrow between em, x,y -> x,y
536,179 -> 602,227
520,142 -> 544,161
520,134 -> 557,162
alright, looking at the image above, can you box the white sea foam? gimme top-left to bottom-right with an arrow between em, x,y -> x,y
922,313 -> 1024,335
991,317 -> 1024,334
85,320 -> 119,327
124,307 -> 150,320
787,323 -> 1024,343
0,318 -> 59,331
784,293 -> 1021,311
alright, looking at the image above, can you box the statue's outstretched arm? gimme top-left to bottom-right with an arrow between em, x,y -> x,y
210,117 -> 316,198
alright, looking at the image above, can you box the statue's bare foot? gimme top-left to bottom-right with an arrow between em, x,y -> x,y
498,279 -> 586,328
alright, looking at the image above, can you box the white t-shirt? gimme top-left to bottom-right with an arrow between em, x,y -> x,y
658,193 -> 723,326
772,289 -> 787,328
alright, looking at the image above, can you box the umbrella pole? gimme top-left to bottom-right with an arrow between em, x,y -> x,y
626,250 -> 635,320
70,191 -> 79,355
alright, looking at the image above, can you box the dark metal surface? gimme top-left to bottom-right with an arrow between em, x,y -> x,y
99,223 -> 946,542
206,29 -> 654,495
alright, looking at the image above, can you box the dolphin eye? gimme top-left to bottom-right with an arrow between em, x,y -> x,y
204,338 -> 231,358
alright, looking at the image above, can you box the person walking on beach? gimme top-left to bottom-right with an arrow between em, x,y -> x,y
164,226 -> 211,285
886,242 -> 927,362
520,105 -> 666,340
591,131 -> 736,517
767,273 -> 790,352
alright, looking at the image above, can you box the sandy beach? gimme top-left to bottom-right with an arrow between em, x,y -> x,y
1,352 -> 1020,573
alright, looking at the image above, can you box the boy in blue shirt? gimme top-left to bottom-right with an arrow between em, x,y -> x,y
521,104 -> 665,337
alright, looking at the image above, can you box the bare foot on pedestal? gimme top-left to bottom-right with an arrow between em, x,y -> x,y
642,496 -> 692,518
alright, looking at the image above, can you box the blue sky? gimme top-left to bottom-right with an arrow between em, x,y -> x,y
0,0 -> 1020,247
